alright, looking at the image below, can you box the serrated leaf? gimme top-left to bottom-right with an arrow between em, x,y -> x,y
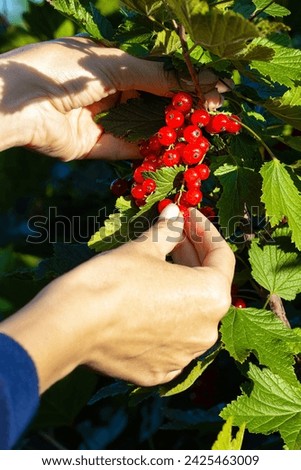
131,165 -> 185,220
175,5 -> 259,58
214,163 -> 262,238
88,381 -> 133,405
120,0 -> 166,19
47,0 -> 113,43
99,97 -> 167,142
212,416 -> 245,450
265,86 -> 301,130
163,405 -> 223,431
249,37 -> 301,87
88,198 -> 142,252
152,30 -> 181,55
159,345 -> 221,397
221,363 -> 301,450
221,307 -> 301,384
260,159 -> 301,250
249,239 -> 301,301
253,0 -> 291,18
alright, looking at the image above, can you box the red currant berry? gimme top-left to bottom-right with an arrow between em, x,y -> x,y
232,298 -> 246,308
157,126 -> 177,146
165,109 -> 185,128
183,125 -> 203,143
158,198 -> 173,213
178,204 -> 190,219
139,140 -> 151,157
205,113 -> 230,134
191,109 -> 210,127
174,142 -> 187,158
131,184 -> 146,200
148,135 -> 162,154
195,163 -> 210,180
164,104 -> 174,115
172,91 -> 193,114
185,189 -> 203,206
135,198 -> 146,207
133,162 -> 156,184
142,178 -> 156,195
186,177 -> 202,190
226,115 -> 242,134
182,143 -> 206,165
197,136 -> 210,153
143,154 -> 159,165
110,178 -> 129,197
162,149 -> 181,167
184,168 -> 199,185
174,192 -> 189,207
201,206 -> 216,219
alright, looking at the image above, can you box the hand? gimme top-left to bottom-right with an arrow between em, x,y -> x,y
0,205 -> 235,392
0,37 -> 232,161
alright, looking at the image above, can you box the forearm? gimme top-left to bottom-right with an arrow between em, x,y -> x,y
0,277 -> 87,394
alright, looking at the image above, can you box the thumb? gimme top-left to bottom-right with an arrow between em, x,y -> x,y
140,204 -> 184,258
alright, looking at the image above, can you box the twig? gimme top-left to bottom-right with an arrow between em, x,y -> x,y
249,0 -> 275,21
172,20 -> 206,105
269,293 -> 291,328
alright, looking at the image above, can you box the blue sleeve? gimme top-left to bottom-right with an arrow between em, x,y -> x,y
0,333 -> 39,449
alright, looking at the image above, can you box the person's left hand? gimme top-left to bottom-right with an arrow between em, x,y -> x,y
0,37 -> 232,161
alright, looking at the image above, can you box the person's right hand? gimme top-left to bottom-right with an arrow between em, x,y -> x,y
0,205 -> 235,392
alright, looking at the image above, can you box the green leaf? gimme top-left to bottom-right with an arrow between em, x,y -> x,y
214,163 -> 262,238
221,363 -> 301,450
99,97 -> 167,142
260,159 -> 301,250
249,237 -> 301,301
130,165 -> 185,220
212,416 -> 245,450
253,0 -> 291,18
159,345 -> 221,397
162,405 -> 223,431
249,37 -> 301,87
221,307 -> 301,384
47,0 -> 113,43
35,243 -> 93,280
88,197 -> 140,252
164,0 -> 209,29
265,86 -> 301,130
120,0 -> 166,19
152,30 -> 181,55
32,367 -> 98,429
275,136 -> 301,152
88,381 -> 133,405
170,4 -> 259,58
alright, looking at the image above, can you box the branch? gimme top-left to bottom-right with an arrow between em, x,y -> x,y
269,294 -> 291,328
249,0 -> 275,21
173,21 -> 206,105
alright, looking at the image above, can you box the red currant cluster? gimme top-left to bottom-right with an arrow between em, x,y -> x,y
110,91 -> 242,217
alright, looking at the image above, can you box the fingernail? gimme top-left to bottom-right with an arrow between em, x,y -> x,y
159,203 -> 180,220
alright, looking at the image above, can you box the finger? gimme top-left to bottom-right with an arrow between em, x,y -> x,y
83,132 -> 141,160
171,236 -> 200,267
136,204 -> 184,259
185,208 -> 235,283
204,90 -> 224,110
